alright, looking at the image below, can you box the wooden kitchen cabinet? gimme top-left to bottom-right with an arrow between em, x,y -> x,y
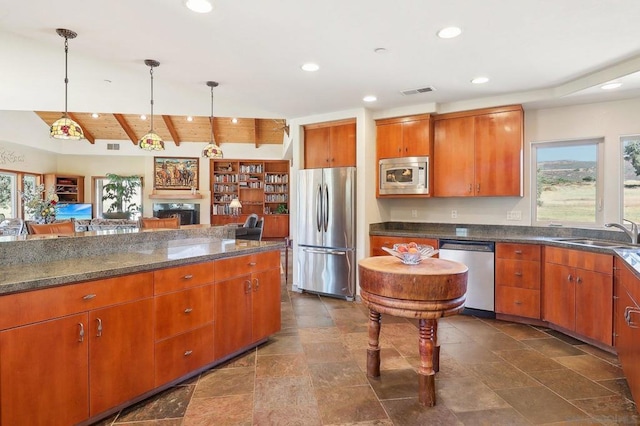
543,247 -> 613,346
375,114 -> 432,160
304,119 -> 356,169
0,272 -> 154,425
213,251 -> 281,359
433,105 -> 523,197
44,173 -> 85,203
495,243 -> 541,320
263,214 -> 289,240
370,235 -> 438,257
613,258 -> 640,405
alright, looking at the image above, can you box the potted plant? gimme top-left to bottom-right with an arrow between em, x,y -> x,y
101,173 -> 142,219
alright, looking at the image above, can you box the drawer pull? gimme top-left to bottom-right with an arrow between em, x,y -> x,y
96,318 -> 103,337
625,306 -> 640,328
78,323 -> 85,342
248,262 -> 257,266
514,250 -> 523,255
514,271 -> 523,277
184,308 -> 193,314
183,274 -> 194,280
514,300 -> 522,305
184,350 -> 193,356
83,294 -> 97,300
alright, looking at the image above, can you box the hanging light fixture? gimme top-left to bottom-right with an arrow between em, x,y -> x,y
202,81 -> 223,158
50,28 -> 85,140
139,59 -> 164,151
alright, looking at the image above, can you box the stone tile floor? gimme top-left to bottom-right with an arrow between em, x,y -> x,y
94,250 -> 639,425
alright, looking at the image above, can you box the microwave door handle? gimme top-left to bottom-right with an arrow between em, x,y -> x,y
316,184 -> 322,232
323,183 -> 329,232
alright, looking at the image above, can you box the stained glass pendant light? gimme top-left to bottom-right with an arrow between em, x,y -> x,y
50,28 -> 85,140
139,59 -> 164,151
202,81 -> 223,158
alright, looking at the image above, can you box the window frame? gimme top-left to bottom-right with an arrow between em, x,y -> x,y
0,169 -> 42,220
92,175 -> 144,220
620,134 -> 640,225
530,137 -> 604,228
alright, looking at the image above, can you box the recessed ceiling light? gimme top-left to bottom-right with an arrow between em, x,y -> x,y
186,116 -> 193,122
140,114 -> 147,120
363,95 -> 377,102
231,118 -> 238,124
374,47 -> 387,54
437,26 -> 462,39
601,82 -> 622,90
471,77 -> 489,84
91,113 -> 99,119
301,63 -> 320,72
184,0 -> 212,13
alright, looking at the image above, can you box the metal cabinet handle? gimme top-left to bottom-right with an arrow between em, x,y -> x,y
576,276 -> 582,284
248,262 -> 257,266
83,294 -> 97,300
567,274 -> 573,282
468,184 -> 472,193
184,350 -> 193,356
476,183 -> 480,194
245,280 -> 252,294
184,308 -> 193,314
514,300 -> 522,305
514,271 -> 523,277
96,318 -> 102,337
253,278 -> 259,291
78,323 -> 85,342
514,250 -> 523,255
183,274 -> 193,280
625,306 -> 640,328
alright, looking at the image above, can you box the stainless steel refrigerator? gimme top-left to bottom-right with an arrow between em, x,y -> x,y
297,167 -> 356,300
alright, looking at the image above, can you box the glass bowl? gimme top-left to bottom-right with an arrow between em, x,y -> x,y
381,244 -> 438,265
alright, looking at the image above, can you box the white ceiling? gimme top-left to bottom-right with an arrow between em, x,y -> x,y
2,0 -> 640,121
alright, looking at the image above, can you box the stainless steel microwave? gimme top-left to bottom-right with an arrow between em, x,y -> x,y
379,156 -> 429,195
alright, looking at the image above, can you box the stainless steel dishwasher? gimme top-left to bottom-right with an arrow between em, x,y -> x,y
438,239 -> 495,317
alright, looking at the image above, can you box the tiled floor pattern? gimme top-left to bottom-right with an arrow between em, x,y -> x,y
95,250 -> 639,425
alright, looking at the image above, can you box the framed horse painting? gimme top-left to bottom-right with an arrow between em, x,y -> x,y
153,157 -> 199,190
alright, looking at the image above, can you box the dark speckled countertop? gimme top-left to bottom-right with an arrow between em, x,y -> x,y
0,226 -> 284,295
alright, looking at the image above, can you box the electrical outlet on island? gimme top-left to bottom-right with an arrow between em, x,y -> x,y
507,210 -> 522,221
451,210 -> 458,219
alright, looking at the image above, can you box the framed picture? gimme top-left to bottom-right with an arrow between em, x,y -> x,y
153,156 -> 199,190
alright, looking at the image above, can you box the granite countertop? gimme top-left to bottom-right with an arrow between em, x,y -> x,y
0,226 -> 284,295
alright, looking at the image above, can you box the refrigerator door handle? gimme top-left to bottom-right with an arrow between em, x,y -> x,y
302,247 -> 348,256
323,183 -> 329,232
316,183 -> 322,232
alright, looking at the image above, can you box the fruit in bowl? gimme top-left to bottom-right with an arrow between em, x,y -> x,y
381,242 -> 438,265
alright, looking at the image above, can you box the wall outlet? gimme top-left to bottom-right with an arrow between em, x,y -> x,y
507,210 -> 522,221
451,210 -> 458,219
411,209 -> 418,218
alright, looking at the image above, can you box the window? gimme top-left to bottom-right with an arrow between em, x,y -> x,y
93,175 -> 143,220
0,172 -> 17,218
532,138 -> 604,226
621,135 -> 640,223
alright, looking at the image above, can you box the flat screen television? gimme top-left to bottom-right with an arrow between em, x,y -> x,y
56,203 -> 93,220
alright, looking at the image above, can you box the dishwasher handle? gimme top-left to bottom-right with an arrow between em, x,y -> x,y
438,239 -> 495,252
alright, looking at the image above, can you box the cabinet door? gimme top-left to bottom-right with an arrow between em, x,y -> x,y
370,235 -> 438,257
304,127 -> 330,168
376,122 -> 403,159
575,269 -> 613,346
263,214 -> 289,239
543,262 -> 575,331
0,313 -> 89,426
474,111 -> 523,196
330,123 -> 356,167
89,298 -> 155,415
615,265 -> 640,404
252,268 -> 282,341
403,119 -> 431,157
433,116 -> 475,196
214,275 -> 252,359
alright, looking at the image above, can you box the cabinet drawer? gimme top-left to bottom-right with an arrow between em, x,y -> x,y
215,250 -> 280,281
496,243 -> 540,261
154,262 -> 214,295
496,258 -> 540,289
495,287 -> 540,319
545,246 -> 612,274
370,236 -> 438,256
0,272 -> 153,330
154,324 -> 214,386
155,285 -> 214,341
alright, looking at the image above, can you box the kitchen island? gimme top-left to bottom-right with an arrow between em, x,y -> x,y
0,226 -> 284,426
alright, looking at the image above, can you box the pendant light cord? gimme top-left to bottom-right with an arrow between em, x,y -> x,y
210,85 -> 215,144
149,65 -> 155,132
63,36 -> 69,117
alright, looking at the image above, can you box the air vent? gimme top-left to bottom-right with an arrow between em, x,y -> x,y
401,86 -> 436,96
107,143 -> 120,150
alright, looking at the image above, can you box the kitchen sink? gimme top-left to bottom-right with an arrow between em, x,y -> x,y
554,238 -> 636,249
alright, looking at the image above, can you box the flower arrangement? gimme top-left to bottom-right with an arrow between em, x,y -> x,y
21,184 -> 60,224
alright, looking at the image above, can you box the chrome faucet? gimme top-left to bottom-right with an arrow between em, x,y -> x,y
605,219 -> 639,244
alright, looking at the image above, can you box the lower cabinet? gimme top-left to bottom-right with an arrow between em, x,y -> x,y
262,214 -> 289,239
369,235 -> 439,257
614,258 -> 640,405
543,247 -> 613,346
495,243 -> 541,319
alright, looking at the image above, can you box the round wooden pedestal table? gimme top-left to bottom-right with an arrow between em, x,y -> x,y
358,256 -> 468,407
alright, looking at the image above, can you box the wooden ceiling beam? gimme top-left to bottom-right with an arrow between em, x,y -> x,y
253,118 -> 259,148
162,115 -> 181,146
113,114 -> 139,145
67,112 -> 95,144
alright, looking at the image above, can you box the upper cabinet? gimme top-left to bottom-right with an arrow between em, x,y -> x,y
375,114 -> 432,160
44,174 -> 85,203
304,119 -> 356,169
433,105 -> 523,197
